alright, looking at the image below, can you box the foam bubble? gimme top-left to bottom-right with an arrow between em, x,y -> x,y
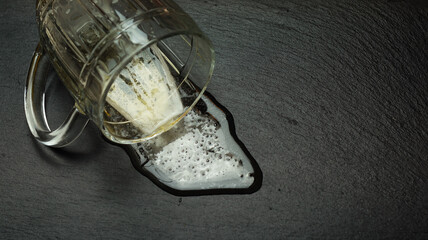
134,101 -> 254,190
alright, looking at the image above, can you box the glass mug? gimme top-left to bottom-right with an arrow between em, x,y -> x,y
25,0 -> 215,147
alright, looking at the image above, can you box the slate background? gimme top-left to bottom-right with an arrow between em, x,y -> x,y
1,0 -> 428,239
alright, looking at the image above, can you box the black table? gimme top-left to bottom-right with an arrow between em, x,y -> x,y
1,0 -> 427,239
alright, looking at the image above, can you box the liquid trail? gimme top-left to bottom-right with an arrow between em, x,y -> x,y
121,93 -> 263,195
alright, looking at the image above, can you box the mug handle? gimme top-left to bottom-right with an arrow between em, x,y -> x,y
24,43 -> 89,148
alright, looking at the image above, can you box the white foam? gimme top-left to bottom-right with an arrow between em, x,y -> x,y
105,45 -> 184,136
136,108 -> 254,190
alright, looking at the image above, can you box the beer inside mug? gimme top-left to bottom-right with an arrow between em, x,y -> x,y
101,35 -> 212,143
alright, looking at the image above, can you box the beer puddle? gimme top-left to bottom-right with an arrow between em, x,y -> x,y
120,93 -> 262,195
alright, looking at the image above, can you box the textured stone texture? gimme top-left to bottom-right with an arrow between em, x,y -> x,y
1,0 -> 427,239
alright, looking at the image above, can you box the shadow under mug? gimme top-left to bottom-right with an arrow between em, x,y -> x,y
25,0 -> 215,147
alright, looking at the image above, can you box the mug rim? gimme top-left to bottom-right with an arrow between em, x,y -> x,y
97,30 -> 215,144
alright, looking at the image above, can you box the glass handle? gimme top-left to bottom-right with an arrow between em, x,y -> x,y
24,43 -> 89,148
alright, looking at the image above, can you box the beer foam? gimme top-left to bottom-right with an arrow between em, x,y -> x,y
135,108 -> 254,190
105,45 -> 184,137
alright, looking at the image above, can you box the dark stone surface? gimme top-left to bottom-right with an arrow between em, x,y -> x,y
1,0 -> 427,239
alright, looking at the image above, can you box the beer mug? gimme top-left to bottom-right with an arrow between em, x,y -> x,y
25,0 -> 215,147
